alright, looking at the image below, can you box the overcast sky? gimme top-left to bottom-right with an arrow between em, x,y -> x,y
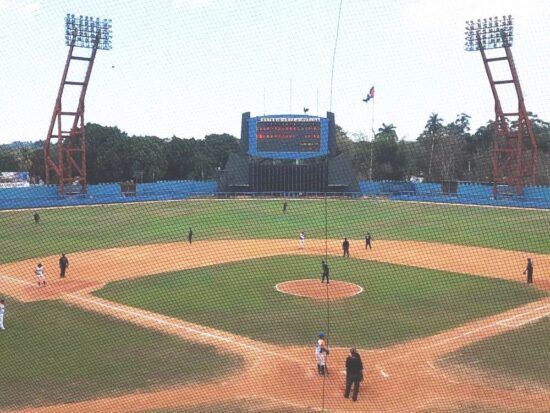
1,0 -> 549,144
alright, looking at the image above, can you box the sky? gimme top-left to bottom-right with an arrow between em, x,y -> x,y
1,0 -> 549,144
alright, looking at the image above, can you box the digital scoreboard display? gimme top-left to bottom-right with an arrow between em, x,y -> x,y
248,115 -> 329,159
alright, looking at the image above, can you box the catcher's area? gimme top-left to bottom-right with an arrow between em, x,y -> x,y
1,239 -> 550,412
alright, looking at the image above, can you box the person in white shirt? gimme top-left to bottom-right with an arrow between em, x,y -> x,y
35,262 -> 46,287
299,231 -> 306,249
0,299 -> 5,331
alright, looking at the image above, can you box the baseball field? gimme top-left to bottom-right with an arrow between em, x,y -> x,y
0,198 -> 549,412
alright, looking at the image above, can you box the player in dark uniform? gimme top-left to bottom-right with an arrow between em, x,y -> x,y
283,202 -> 288,214
344,348 -> 364,402
321,261 -> 330,284
342,238 -> 350,258
59,253 -> 69,278
523,258 -> 534,284
365,232 -> 372,250
33,211 -> 40,224
188,228 -> 193,245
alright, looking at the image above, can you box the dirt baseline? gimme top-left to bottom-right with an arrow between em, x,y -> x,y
1,238 -> 550,413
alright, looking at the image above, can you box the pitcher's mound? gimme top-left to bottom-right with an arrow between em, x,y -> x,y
276,280 -> 363,300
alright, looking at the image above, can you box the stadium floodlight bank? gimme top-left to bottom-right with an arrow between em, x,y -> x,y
65,14 -> 112,50
465,15 -> 513,51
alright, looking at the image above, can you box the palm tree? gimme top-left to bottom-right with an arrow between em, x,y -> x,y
377,123 -> 397,140
425,113 -> 443,180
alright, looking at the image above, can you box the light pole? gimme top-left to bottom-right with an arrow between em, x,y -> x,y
45,14 -> 112,196
465,16 -> 536,198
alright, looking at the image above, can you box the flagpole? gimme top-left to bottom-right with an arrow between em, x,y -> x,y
369,97 -> 375,181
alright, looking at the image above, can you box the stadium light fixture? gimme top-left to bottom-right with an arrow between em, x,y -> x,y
65,14 -> 112,50
465,15 -> 513,51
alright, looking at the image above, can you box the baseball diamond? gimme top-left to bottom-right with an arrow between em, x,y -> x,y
0,198 -> 549,412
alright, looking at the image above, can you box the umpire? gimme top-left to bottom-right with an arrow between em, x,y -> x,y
342,238 -> 350,258
344,348 -> 364,402
59,253 -> 69,278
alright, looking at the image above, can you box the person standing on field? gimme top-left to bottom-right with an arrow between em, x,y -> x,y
283,202 -> 288,214
321,261 -> 330,284
0,299 -> 5,331
523,258 -> 534,284
33,211 -> 40,224
35,262 -> 46,287
299,231 -> 306,249
59,253 -> 69,278
188,228 -> 193,245
344,348 -> 364,402
365,232 -> 372,250
342,238 -> 350,258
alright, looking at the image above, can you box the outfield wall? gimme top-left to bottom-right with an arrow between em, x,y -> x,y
0,181 -> 218,210
361,181 -> 550,209
1,179 -> 550,210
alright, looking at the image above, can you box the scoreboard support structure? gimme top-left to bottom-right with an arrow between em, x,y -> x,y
220,112 -> 358,195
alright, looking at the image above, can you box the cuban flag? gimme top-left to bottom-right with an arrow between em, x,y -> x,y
363,86 -> 375,103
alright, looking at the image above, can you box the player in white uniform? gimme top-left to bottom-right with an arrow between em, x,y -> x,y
35,262 -> 46,287
315,332 -> 329,375
0,299 -> 5,331
299,231 -> 306,249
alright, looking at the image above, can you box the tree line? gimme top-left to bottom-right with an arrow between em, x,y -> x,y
1,113 -> 549,185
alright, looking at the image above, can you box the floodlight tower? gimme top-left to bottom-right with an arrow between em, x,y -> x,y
465,16 -> 537,198
44,14 -> 112,196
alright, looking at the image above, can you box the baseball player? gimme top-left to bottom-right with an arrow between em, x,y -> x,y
188,227 -> 193,245
0,299 -> 5,331
321,261 -> 330,284
365,232 -> 372,250
299,231 -> 306,249
523,258 -> 534,284
342,238 -> 350,258
33,211 -> 40,224
315,332 -> 330,375
35,262 -> 46,287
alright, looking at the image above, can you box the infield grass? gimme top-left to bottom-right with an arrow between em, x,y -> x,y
94,255 -> 546,348
1,199 -> 549,263
441,317 -> 550,388
0,295 -> 242,409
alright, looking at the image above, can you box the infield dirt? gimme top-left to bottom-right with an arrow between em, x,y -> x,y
1,239 -> 549,412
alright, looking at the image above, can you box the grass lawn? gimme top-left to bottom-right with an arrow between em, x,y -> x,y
0,295 -> 242,409
0,199 -> 549,263
94,255 -> 546,348
440,318 -> 550,388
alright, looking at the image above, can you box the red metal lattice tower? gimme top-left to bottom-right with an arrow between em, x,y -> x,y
466,17 -> 537,198
45,15 -> 112,196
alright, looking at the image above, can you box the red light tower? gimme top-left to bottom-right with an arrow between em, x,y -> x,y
44,14 -> 112,196
465,16 -> 537,198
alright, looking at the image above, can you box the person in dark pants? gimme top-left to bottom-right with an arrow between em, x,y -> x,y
523,258 -> 534,284
59,253 -> 69,278
344,348 -> 364,402
33,212 -> 40,224
321,261 -> 330,284
283,202 -> 288,214
342,238 -> 350,258
188,228 -> 193,245
365,232 -> 372,250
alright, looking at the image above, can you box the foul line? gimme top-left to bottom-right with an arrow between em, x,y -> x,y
0,274 -> 304,364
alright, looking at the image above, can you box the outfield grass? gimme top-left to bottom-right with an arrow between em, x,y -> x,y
0,199 -> 549,263
441,318 -> 550,388
0,295 -> 242,409
94,256 -> 546,348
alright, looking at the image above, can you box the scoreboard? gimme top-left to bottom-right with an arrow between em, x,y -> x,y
248,115 -> 329,159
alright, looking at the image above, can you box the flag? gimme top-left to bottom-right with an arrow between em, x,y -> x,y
363,86 -> 375,103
